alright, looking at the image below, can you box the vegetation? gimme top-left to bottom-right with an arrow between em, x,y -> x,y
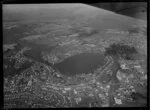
105,43 -> 138,60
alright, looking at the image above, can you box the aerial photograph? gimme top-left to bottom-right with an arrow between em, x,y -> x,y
3,3 -> 147,108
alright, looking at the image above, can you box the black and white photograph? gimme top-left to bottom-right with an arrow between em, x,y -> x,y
3,2 -> 147,108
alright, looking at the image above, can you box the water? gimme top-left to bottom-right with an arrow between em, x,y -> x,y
20,42 -> 55,64
3,23 -> 37,44
54,53 -> 106,76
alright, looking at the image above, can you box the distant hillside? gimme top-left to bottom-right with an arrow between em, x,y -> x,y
3,3 -> 146,27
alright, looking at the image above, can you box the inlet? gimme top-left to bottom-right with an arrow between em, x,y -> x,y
54,53 -> 106,76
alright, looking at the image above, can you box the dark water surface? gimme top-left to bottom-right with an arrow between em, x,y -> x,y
20,42 -> 54,63
55,53 -> 106,76
3,23 -> 38,44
